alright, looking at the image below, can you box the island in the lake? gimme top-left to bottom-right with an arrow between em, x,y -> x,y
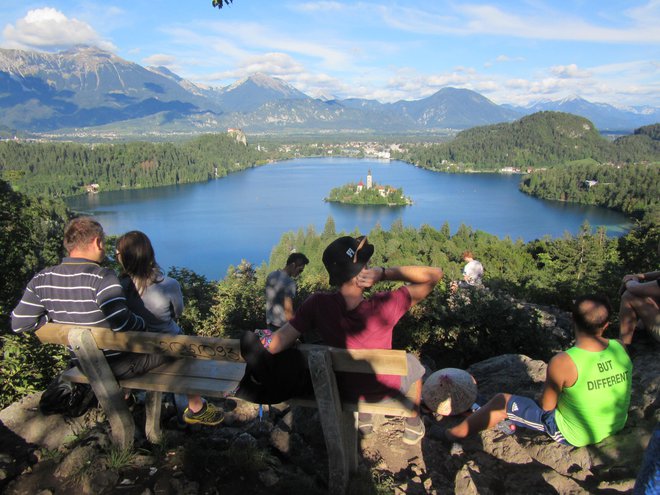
325,170 -> 412,206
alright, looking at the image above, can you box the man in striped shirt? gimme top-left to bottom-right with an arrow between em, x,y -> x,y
11,217 -> 168,378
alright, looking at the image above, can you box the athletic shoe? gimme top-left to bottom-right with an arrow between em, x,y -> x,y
358,420 -> 374,438
183,401 -> 224,426
402,420 -> 426,445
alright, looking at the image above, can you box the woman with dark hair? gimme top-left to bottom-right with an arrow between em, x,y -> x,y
116,230 -> 224,426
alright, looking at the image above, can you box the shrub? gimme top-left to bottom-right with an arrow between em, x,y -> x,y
0,333 -> 68,408
417,288 -> 555,369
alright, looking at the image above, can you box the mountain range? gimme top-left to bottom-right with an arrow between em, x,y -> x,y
0,46 -> 657,136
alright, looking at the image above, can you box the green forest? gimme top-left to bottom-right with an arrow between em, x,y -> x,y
0,134 -> 270,198
394,114 -> 660,171
326,183 -> 411,206
394,114 -> 659,220
519,161 -> 659,219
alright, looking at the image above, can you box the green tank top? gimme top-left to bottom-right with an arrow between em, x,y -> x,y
555,340 -> 632,447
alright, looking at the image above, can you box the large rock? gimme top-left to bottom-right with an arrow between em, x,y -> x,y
452,343 -> 659,493
0,392 -> 99,450
467,354 -> 547,401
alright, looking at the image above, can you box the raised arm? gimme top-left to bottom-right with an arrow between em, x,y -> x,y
359,265 -> 443,306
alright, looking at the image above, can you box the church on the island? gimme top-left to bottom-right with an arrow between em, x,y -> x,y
356,170 -> 393,197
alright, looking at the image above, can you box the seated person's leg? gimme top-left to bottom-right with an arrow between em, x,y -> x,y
447,393 -> 509,441
109,352 -> 172,380
636,297 -> 660,343
620,290 -> 660,344
401,354 -> 426,445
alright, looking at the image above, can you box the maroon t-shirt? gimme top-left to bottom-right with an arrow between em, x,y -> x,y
290,286 -> 412,399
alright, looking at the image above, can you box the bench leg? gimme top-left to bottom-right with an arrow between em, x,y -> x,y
145,391 -> 163,443
308,351 -> 352,495
343,412 -> 358,473
69,328 -> 135,449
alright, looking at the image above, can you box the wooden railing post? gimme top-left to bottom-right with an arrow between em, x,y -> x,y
68,327 -> 135,449
308,350 -> 357,495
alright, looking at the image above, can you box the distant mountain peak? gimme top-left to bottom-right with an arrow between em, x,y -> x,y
148,65 -> 182,81
227,72 -> 298,94
559,94 -> 586,104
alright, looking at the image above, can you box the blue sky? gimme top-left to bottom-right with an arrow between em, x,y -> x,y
0,1 -> 658,107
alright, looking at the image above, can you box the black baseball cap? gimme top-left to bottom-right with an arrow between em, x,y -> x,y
322,235 -> 374,286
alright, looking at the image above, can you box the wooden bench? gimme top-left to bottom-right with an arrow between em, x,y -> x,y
36,323 -> 418,494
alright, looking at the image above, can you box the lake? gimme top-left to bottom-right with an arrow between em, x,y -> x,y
66,158 -> 631,280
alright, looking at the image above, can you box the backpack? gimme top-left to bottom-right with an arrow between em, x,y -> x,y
39,370 -> 97,417
234,330 -> 312,404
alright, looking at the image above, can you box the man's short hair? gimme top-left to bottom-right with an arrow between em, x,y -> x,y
462,251 -> 474,259
286,253 -> 309,267
63,217 -> 104,253
572,294 -> 612,335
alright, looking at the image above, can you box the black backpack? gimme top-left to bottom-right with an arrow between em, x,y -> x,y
39,371 -> 97,417
235,330 -> 312,404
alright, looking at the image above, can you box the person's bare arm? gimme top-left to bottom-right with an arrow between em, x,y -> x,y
267,322 -> 301,354
624,279 -> 660,298
622,271 -> 660,283
540,352 -> 576,411
283,296 -> 295,322
358,265 -> 443,306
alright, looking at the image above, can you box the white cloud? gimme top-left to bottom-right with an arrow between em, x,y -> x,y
374,2 -> 660,43
292,2 -> 345,13
203,20 -> 351,69
495,55 -> 525,63
550,64 -> 592,79
143,54 -> 178,68
1,8 -> 115,51
198,52 -> 306,83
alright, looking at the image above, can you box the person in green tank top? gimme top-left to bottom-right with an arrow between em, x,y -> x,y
441,294 -> 633,448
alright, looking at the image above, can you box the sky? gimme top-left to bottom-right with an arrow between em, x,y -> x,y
0,1 -> 658,108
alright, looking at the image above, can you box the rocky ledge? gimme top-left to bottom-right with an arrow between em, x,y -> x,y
0,333 -> 657,494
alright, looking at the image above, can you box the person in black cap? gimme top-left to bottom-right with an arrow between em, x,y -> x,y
267,235 -> 443,445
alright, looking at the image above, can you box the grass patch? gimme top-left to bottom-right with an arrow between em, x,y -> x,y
104,446 -> 136,470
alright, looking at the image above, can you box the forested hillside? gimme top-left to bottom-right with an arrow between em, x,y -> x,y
519,161 -> 659,219
0,134 -> 269,198
395,113 -> 659,170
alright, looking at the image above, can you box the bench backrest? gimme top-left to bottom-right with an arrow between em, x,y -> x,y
35,323 -> 409,376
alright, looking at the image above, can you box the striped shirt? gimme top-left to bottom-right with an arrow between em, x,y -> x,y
11,257 -> 145,358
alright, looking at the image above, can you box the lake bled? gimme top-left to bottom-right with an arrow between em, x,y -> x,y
66,158 -> 631,280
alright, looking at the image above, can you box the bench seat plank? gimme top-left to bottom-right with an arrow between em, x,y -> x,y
62,360 -> 244,398
63,361 -> 415,416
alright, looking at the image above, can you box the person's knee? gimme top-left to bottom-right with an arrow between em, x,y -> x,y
491,393 -> 510,410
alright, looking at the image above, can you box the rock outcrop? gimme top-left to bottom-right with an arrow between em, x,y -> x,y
0,337 -> 657,494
